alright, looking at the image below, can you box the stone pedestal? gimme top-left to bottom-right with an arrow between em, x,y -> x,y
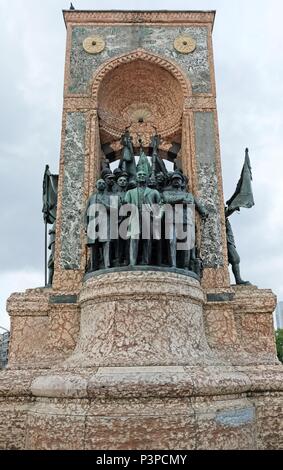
1,271 -> 282,450
66,271 -> 213,367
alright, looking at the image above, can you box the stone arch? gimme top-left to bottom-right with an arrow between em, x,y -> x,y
92,48 -> 192,103
91,49 -> 191,143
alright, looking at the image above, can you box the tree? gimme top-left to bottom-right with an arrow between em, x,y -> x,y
275,329 -> 283,363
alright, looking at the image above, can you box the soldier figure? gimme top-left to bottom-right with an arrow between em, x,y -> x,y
85,179 -> 113,270
119,130 -> 136,184
102,169 -> 117,194
225,215 -> 250,285
136,143 -> 151,177
150,133 -> 168,180
47,221 -> 56,286
163,172 -> 208,269
116,173 -> 129,265
225,148 -> 254,285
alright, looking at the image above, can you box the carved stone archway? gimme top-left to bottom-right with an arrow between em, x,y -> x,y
91,49 -> 192,145
92,48 -> 192,102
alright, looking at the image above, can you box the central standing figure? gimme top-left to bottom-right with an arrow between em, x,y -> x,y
124,170 -> 161,266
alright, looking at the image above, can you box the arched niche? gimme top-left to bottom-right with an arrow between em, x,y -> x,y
91,49 -> 191,165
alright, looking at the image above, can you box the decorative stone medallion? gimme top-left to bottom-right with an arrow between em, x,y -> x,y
125,103 -> 152,124
83,35 -> 105,54
174,35 -> 196,54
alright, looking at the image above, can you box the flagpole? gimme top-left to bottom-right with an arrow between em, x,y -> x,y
45,219 -> 48,286
44,166 -> 49,287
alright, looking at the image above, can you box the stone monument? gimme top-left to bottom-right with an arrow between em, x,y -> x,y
0,9 -> 282,450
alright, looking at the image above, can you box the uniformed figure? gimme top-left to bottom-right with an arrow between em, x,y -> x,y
119,130 -> 136,184
136,147 -> 151,177
116,173 -> 129,265
85,179 -> 113,270
163,172 -> 208,269
150,133 -> 168,180
225,216 -> 250,285
124,170 -> 161,266
102,169 -> 117,194
47,221 -> 56,285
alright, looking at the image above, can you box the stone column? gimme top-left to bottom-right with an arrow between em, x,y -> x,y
182,98 -> 230,290
53,111 -> 87,292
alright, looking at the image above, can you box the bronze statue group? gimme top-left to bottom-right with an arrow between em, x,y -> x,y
44,130 -> 252,285
85,131 -> 209,277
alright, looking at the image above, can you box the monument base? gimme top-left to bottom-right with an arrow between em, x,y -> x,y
0,271 -> 282,449
1,365 -> 282,450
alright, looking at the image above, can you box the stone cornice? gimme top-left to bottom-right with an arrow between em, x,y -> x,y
63,10 -> 215,30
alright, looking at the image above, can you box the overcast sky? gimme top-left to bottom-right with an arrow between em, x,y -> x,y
0,0 -> 283,330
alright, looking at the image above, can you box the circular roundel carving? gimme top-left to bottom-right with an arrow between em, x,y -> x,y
127,105 -> 152,124
174,35 -> 196,54
83,36 -> 105,54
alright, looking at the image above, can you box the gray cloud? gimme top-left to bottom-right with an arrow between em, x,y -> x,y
1,0 -> 283,329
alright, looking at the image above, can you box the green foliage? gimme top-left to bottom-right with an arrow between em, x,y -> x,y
275,329 -> 283,363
